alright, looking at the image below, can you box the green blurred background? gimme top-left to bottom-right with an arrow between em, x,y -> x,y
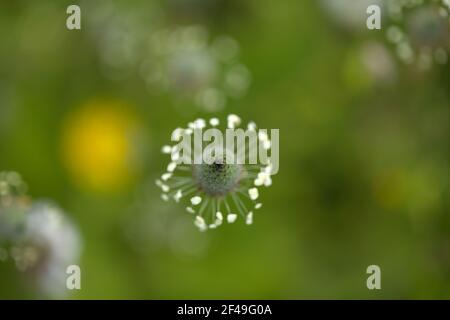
0,0 -> 449,299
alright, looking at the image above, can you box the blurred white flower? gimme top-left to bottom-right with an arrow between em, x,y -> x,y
141,26 -> 251,112
12,201 -> 82,298
384,0 -> 450,69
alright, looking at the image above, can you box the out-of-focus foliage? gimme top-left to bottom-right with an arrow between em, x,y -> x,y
0,0 -> 449,299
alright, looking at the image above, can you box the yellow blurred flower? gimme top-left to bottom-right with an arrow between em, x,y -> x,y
61,100 -> 142,193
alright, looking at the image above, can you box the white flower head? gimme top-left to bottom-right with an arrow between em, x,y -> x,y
157,115 -> 274,231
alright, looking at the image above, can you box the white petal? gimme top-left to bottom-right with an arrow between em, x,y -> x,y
194,216 -> 207,231
246,211 -> 253,225
227,214 -> 237,223
264,176 -> 272,187
171,128 -> 184,141
254,178 -> 263,186
215,212 -> 223,225
171,152 -> 180,162
227,114 -> 241,128
190,196 -> 202,206
264,163 -> 273,174
258,171 -> 267,180
155,179 -> 163,187
254,172 -> 267,186
209,118 -> 219,126
247,121 -> 257,131
161,173 -> 172,181
255,203 -> 263,209
194,118 -> 206,129
258,131 -> 268,142
174,190 -> 183,202
161,145 -> 172,154
249,188 -> 259,200
161,194 -> 169,201
161,184 -> 170,193
209,224 -> 217,229
186,207 -> 195,214
167,162 -> 177,172
195,215 -> 205,225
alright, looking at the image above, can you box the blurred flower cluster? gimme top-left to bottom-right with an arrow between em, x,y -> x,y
0,172 -> 81,298
141,25 -> 251,112
84,1 -> 251,112
384,0 -> 450,70
321,0 -> 450,72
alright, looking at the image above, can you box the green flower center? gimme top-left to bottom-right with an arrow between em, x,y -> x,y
193,161 -> 243,197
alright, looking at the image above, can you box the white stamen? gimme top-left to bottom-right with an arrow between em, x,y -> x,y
174,190 -> 182,202
186,207 -> 195,214
247,121 -> 257,131
209,118 -> 219,126
215,212 -> 223,226
161,145 -> 172,154
227,214 -> 237,223
227,114 -> 241,128
171,128 -> 184,141
264,176 -> 272,187
194,118 -> 206,129
254,172 -> 271,187
246,211 -> 253,225
194,216 -> 207,231
167,162 -> 177,172
264,163 -> 273,174
249,188 -> 259,200
171,151 -> 180,162
190,196 -> 202,206
258,131 -> 268,142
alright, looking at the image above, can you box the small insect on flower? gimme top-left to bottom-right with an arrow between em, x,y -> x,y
156,115 -> 274,231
